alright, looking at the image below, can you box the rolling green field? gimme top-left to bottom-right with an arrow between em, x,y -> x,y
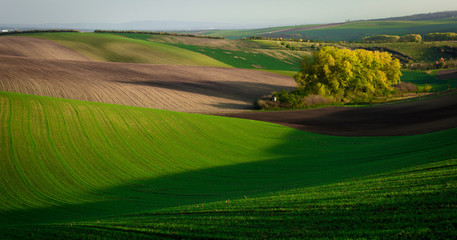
201,19 -> 457,41
1,91 -> 457,238
5,159 -> 454,239
169,44 -> 302,71
2,25 -> 457,238
401,70 -> 457,91
115,33 -> 304,71
25,32 -> 230,67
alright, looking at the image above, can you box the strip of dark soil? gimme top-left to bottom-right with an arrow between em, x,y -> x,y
436,69 -> 457,80
222,93 -> 457,136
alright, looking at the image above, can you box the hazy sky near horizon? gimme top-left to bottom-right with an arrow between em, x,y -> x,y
2,0 -> 457,26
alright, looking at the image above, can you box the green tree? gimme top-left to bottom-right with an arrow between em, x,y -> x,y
294,47 -> 402,100
398,34 -> 422,42
424,32 -> 457,41
362,35 -> 400,43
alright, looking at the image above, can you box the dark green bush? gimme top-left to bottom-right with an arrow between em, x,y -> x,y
398,34 -> 422,42
256,90 -> 336,110
362,35 -> 400,43
424,32 -> 457,41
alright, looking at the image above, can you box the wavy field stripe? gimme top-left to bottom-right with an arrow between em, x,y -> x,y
1,91 -> 457,226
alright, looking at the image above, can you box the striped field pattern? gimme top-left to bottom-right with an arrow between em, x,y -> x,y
1,91 -> 457,239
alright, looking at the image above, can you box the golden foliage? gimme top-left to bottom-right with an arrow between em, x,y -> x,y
294,47 -> 402,98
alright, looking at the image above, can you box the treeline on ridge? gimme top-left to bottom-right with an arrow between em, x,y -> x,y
0,29 -> 80,35
246,36 -> 337,43
362,32 -> 457,43
362,34 -> 422,43
94,30 -> 225,39
423,32 -> 457,41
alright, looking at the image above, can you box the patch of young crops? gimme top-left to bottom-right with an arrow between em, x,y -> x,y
169,44 -> 301,71
402,70 -> 457,91
3,159 -> 456,239
63,159 -> 457,239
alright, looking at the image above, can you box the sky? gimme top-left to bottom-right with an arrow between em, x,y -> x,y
2,0 -> 457,28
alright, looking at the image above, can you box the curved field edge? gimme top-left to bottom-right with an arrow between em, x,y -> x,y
19,32 -> 231,67
0,56 -> 296,113
5,159 -> 455,239
0,91 -> 456,227
115,33 -> 304,71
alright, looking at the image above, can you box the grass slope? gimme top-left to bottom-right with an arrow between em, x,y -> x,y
26,32 -> 230,67
16,158 -> 453,239
171,44 -> 302,71
1,91 -> 457,239
401,70 -> 457,91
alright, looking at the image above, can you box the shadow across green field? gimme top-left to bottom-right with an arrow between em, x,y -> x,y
3,159 -> 457,239
2,126 -> 457,226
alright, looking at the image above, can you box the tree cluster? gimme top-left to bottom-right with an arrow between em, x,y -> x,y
398,34 -> 422,42
424,32 -> 457,41
362,34 -> 422,43
294,47 -> 402,100
355,46 -> 414,63
245,36 -> 339,44
362,35 -> 400,43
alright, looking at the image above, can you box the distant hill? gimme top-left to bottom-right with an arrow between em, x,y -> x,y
374,11 -> 457,21
3,10 -> 457,41
0,21 -> 269,32
199,11 -> 457,41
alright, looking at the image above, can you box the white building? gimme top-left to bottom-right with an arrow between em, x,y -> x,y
1,30 -> 8,33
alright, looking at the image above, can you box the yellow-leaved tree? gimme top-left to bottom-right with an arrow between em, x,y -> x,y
294,47 -> 402,101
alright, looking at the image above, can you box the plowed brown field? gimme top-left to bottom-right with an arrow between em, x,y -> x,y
436,69 -> 457,80
0,36 -> 91,61
0,55 -> 295,113
224,92 -> 457,136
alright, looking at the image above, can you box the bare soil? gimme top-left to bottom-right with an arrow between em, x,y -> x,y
0,36 -> 91,61
223,92 -> 457,136
436,69 -> 457,80
0,55 -> 295,113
